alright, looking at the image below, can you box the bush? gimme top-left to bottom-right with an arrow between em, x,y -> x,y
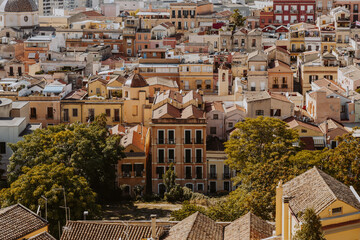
164,184 -> 184,202
170,201 -> 207,221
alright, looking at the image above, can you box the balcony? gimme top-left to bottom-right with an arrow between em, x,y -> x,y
156,138 -> 166,144
281,84 -> 288,89
30,115 -> 37,119
185,174 -> 192,179
274,20 -> 282,24
168,158 -> 176,163
223,173 -> 231,179
195,157 -> 203,163
194,138 -> 204,144
272,84 -> 279,89
290,9 -> 298,14
157,158 -> 165,163
122,172 -> 131,178
307,9 -> 314,14
196,174 -> 203,179
183,138 -> 193,144
274,10 -> 283,14
209,173 -> 217,179
135,171 -> 144,177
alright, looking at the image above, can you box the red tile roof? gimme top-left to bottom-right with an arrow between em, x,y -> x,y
60,221 -> 165,240
0,204 -> 48,240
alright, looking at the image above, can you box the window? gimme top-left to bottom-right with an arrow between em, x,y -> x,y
168,149 -> 175,163
96,88 -> 100,95
210,127 -> 216,134
114,109 -> 120,122
156,167 -> 165,179
61,109 -> 68,122
301,129 -> 307,133
271,109 -> 281,116
47,107 -> 54,119
228,122 -> 233,128
0,142 -> 6,154
252,39 -> 256,47
196,166 -> 202,179
284,5 -> 289,11
158,130 -> 165,144
168,130 -> 175,144
301,5 -> 305,10
197,183 -> 204,191
195,149 -> 202,163
158,149 -> 165,163
284,15 -> 289,21
30,107 -> 37,119
185,183 -> 194,191
224,181 -> 230,191
184,130 -> 191,144
332,207 -> 342,215
185,149 -> 192,163
255,110 -> 264,116
72,108 -> 78,117
213,114 -> 219,120
105,109 -> 111,117
195,130 -> 202,144
24,16 -> 28,22
210,165 -> 217,179
185,166 -> 192,179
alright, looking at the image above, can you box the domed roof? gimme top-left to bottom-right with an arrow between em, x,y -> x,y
2,0 -> 38,12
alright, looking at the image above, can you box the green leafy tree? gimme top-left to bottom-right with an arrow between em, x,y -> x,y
163,163 -> 176,192
293,208 -> 325,240
322,132 -> 360,192
7,115 -> 124,201
230,9 -> 246,31
0,163 -> 100,238
223,117 -> 322,220
170,201 -> 207,221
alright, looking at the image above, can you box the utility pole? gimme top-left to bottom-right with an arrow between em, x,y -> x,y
41,195 -> 48,220
54,187 -> 68,222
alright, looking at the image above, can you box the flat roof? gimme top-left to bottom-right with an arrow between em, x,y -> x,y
0,117 -> 25,127
12,101 -> 29,109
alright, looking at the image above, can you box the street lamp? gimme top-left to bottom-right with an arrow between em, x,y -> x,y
53,188 -> 68,222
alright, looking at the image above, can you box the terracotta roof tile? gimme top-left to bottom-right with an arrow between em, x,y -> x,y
60,221 -> 165,240
283,167 -> 360,216
129,74 -> 149,88
0,204 -> 48,240
165,212 -> 223,240
224,212 -> 274,240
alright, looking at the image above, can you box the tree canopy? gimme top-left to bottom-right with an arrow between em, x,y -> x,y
223,117 -> 321,220
293,208 -> 326,240
0,163 -> 100,238
7,115 -> 124,201
230,9 -> 246,31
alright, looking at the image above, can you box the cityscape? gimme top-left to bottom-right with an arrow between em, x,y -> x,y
1,0 -> 360,239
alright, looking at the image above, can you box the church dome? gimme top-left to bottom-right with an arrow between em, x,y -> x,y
3,0 -> 38,12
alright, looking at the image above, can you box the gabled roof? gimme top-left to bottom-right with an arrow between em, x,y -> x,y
283,167 -> 360,217
224,212 -> 274,240
0,204 -> 48,240
63,89 -> 87,100
153,103 -> 181,119
128,74 -> 149,88
318,118 -> 349,134
244,91 -> 271,102
165,212 -> 223,240
60,221 -> 165,240
248,50 -> 267,62
181,104 -> 204,119
267,60 -> 292,73
286,118 -> 322,133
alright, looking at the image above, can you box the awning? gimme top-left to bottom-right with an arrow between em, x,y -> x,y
107,86 -> 122,90
313,137 -> 325,147
28,53 -> 36,59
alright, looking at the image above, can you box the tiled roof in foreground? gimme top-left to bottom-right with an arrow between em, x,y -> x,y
0,204 -> 48,240
60,221 -> 165,240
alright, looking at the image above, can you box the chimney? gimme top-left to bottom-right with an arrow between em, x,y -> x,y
282,196 -> 291,240
151,214 -> 157,240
